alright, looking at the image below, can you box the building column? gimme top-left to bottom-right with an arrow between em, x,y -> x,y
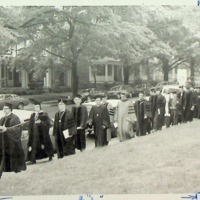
46,68 -> 52,88
21,69 -> 28,88
89,66 -> 92,82
105,64 -> 108,82
112,65 -> 114,82
121,65 -> 124,81
172,68 -> 176,81
67,69 -> 71,87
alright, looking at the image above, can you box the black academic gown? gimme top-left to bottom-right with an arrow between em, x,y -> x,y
134,99 -> 152,136
177,91 -> 185,123
153,95 -> 166,131
53,109 -> 77,159
183,91 -> 195,122
26,112 -> 54,162
88,105 -> 110,147
71,105 -> 88,151
0,113 -> 26,178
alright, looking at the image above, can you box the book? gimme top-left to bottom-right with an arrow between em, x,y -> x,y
113,122 -> 118,128
63,129 -> 71,139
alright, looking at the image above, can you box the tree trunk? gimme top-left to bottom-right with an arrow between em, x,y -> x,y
93,74 -> 97,88
71,61 -> 79,96
190,57 -> 195,83
145,59 -> 150,81
161,58 -> 170,81
123,66 -> 130,85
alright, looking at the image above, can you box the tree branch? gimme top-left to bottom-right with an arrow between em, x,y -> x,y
169,59 -> 188,70
19,9 -> 56,28
43,49 -> 66,59
169,58 -> 184,68
43,25 -> 69,40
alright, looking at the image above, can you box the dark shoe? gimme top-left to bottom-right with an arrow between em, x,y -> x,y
49,157 -> 53,161
27,161 -> 36,165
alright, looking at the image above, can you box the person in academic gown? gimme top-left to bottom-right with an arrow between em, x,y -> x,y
101,95 -> 116,138
114,90 -> 136,141
134,91 -> 152,136
153,87 -> 166,131
177,86 -> 185,123
0,103 -> 26,178
71,94 -> 88,152
169,92 -> 179,126
53,99 -> 77,159
149,88 -> 157,131
183,85 -> 195,122
163,88 -> 172,128
191,88 -> 198,119
88,97 -> 110,147
26,100 -> 54,165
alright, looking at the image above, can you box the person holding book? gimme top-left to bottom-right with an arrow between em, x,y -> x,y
26,100 -> 54,165
0,102 -> 26,178
53,99 -> 77,159
71,94 -> 88,152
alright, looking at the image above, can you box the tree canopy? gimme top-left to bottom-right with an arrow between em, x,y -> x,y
0,6 -> 200,93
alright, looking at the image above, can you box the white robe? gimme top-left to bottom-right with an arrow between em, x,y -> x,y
115,99 -> 136,141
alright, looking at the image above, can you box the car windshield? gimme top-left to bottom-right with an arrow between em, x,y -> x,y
81,89 -> 92,93
5,95 -> 13,100
13,94 -> 20,99
163,88 -> 179,93
110,87 -> 118,91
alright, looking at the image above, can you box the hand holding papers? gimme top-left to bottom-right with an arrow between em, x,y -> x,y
113,122 -> 118,128
63,129 -> 72,139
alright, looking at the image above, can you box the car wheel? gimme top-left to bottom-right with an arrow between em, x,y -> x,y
18,103 -> 24,110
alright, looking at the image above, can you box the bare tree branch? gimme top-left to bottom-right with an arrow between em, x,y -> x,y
44,49 -> 66,59
169,59 -> 188,70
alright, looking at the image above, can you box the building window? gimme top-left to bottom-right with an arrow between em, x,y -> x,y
96,64 -> 105,76
8,69 -> 12,80
108,65 -> 112,76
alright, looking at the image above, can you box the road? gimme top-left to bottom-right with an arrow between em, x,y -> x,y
24,97 -> 140,118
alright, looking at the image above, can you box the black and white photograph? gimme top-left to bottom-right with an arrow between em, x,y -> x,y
0,2 -> 200,198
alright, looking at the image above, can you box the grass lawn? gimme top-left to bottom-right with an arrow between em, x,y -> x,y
0,120 -> 200,195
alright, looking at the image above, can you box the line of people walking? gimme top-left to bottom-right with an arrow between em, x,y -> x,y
0,83 -> 199,177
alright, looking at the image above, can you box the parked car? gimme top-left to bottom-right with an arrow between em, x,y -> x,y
161,85 -> 180,98
156,81 -> 179,89
107,85 -> 136,99
0,94 -> 29,110
80,88 -> 105,102
0,109 -> 56,157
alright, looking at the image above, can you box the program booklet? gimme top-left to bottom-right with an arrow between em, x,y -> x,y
63,129 -> 70,139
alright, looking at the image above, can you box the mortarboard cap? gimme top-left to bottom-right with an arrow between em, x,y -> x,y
29,99 -> 41,105
138,90 -> 145,94
73,94 -> 82,99
3,102 -> 13,110
150,87 -> 156,92
155,87 -> 161,91
58,99 -> 68,104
